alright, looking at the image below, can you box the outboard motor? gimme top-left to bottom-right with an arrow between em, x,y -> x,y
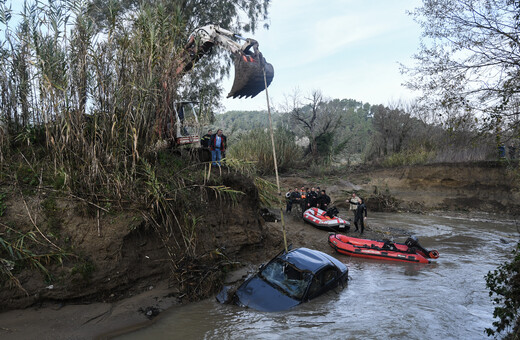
405,236 -> 440,259
325,206 -> 339,218
405,236 -> 419,248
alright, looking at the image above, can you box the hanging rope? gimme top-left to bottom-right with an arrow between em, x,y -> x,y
262,59 -> 288,253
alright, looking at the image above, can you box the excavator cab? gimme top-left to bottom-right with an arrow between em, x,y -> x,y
173,101 -> 200,146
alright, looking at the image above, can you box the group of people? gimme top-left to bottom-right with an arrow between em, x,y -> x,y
498,143 -> 518,160
285,186 -> 331,214
286,188 -> 368,234
347,193 -> 367,234
201,129 -> 227,166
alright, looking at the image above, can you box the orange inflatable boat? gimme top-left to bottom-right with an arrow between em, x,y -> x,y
303,207 -> 350,232
328,234 -> 439,264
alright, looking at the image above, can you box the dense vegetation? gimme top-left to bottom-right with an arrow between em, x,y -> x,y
214,97 -> 504,172
0,0 -> 269,295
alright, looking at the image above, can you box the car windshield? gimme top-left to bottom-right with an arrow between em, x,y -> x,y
260,258 -> 312,300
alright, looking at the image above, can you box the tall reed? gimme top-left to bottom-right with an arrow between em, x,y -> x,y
228,128 -> 303,174
0,0 -> 270,266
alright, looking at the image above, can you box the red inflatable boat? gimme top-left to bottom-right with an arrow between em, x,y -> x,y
303,207 -> 350,232
328,234 -> 439,264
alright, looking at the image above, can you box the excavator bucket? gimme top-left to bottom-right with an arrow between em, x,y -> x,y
227,54 -> 274,99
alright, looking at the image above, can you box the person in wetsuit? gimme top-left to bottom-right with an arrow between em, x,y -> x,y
317,189 -> 331,211
201,129 -> 212,148
354,198 -> 367,234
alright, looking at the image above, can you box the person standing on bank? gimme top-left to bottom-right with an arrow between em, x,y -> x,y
221,131 -> 228,159
285,188 -> 293,213
210,129 -> 226,166
201,129 -> 212,148
348,193 -> 361,219
299,187 -> 307,213
354,198 -> 367,234
317,189 -> 331,210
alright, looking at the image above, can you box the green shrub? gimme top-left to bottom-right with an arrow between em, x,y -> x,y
486,242 -> 520,339
228,128 -> 303,174
382,148 -> 436,167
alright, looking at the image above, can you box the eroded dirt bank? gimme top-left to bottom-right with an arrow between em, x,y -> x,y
0,162 -> 518,339
363,162 -> 520,214
0,173 -> 275,339
277,161 -> 520,215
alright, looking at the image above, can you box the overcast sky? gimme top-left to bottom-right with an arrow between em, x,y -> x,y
221,0 -> 423,112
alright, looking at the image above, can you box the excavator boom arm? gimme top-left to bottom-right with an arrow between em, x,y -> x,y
176,24 -> 273,99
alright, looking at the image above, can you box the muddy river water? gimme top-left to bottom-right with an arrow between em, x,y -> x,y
117,212 -> 519,340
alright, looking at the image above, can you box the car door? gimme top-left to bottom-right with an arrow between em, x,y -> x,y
305,265 -> 340,300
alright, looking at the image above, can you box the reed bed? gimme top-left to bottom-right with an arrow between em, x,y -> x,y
0,0 -> 270,291
228,128 -> 303,174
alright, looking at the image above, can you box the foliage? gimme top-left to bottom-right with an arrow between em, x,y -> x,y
284,90 -> 342,161
228,128 -> 303,174
381,148 -> 436,167
331,99 -> 373,163
366,100 -> 498,165
404,0 -> 520,139
0,192 -> 6,217
486,241 -> 520,339
254,177 -> 282,207
213,110 -> 276,136
0,224 -> 67,293
70,258 -> 95,283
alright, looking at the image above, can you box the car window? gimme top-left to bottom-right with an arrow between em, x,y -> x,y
260,259 -> 311,300
307,267 -> 339,298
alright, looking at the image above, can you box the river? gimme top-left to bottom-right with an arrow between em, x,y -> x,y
115,212 -> 519,340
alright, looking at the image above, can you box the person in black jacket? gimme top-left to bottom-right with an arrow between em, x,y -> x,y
317,189 -> 330,211
354,198 -> 367,234
201,129 -> 212,148
221,132 -> 228,158
285,187 -> 301,213
308,187 -> 318,208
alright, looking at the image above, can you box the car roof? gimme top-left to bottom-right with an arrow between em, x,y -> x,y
280,247 -> 344,273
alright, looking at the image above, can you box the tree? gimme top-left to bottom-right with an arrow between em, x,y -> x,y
403,0 -> 520,138
486,241 -> 520,339
371,104 -> 415,157
285,89 -> 342,161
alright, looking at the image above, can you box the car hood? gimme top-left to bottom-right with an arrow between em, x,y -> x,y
235,276 -> 300,312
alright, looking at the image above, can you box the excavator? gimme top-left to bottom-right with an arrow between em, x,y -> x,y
167,24 -> 274,150
177,24 -> 275,99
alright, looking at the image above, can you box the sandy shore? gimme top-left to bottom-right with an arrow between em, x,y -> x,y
0,280 -> 180,340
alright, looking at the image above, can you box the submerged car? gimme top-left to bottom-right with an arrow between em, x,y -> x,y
219,247 -> 348,312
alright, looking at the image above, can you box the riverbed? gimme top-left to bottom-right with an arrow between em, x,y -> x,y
116,211 -> 519,340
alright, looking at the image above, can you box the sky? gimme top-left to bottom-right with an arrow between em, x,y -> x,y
221,0 -> 423,112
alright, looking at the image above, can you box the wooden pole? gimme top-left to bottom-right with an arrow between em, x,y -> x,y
263,65 -> 288,253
